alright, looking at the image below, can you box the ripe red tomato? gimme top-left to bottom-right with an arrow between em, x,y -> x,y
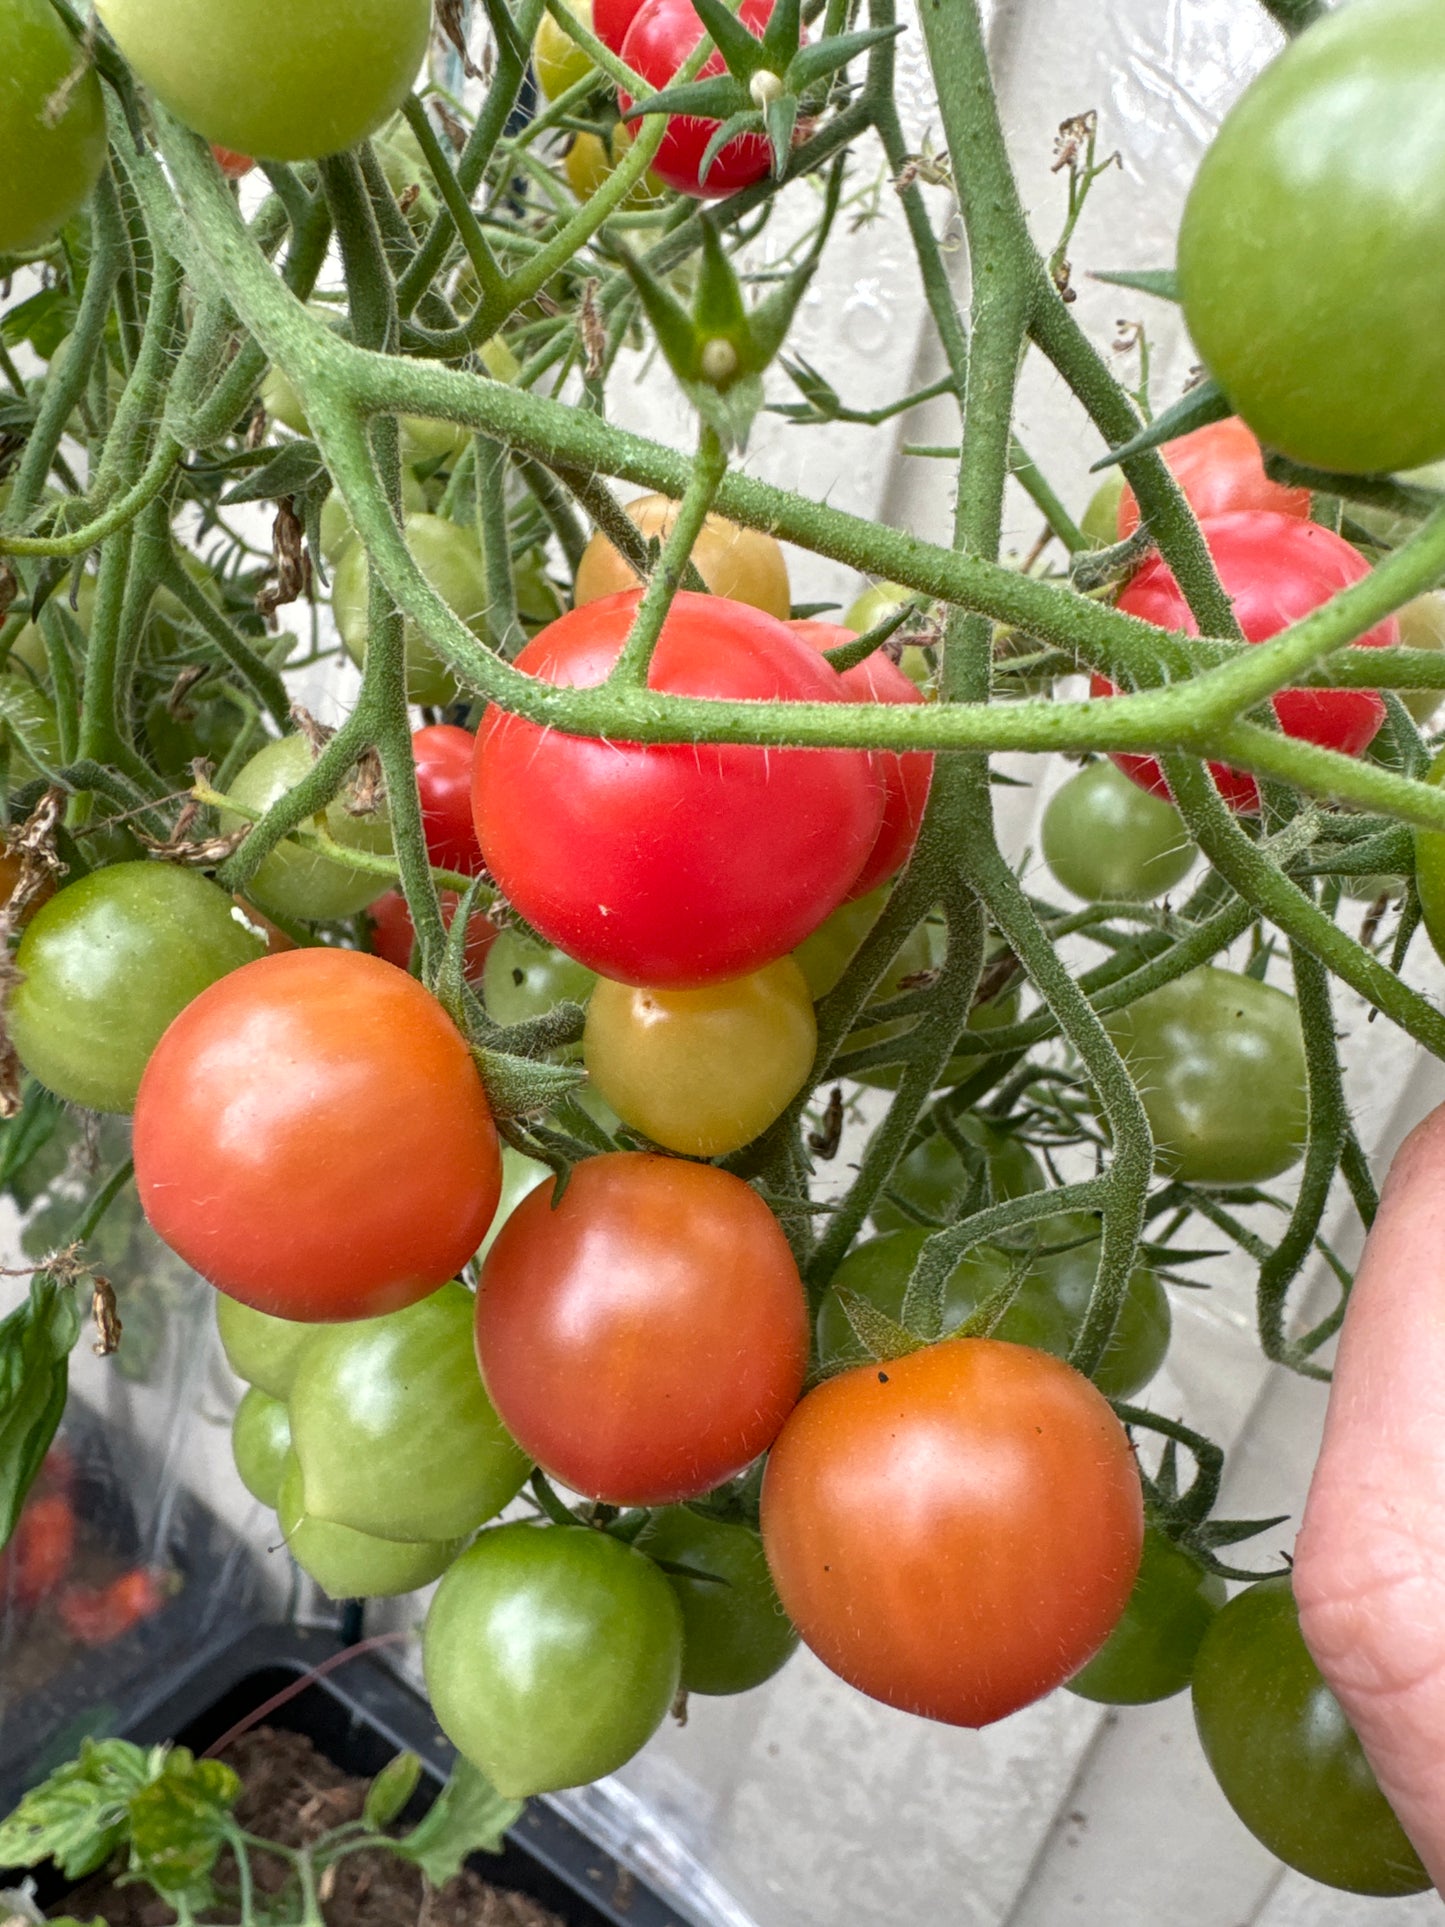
58,1568 -> 169,1646
619,0 -> 774,200
792,620 -> 933,897
413,723 -> 486,875
134,950 -> 502,1321
1095,512 -> 1393,812
594,0 -> 648,50
0,1492 -> 76,1608
367,888 -> 498,980
476,1152 -> 809,1504
211,145 -> 255,178
761,1338 -> 1144,1726
1116,417 -> 1312,539
472,590 -> 882,987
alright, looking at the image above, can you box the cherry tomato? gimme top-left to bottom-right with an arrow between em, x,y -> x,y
535,0 -> 596,99
333,513 -> 490,708
0,0 -> 106,254
1097,513 -> 1393,813
1079,474 -> 1125,550
231,1388 -> 291,1508
1396,590 -> 1445,726
564,122 -> 667,204
96,0 -> 431,164
1104,966 -> 1308,1187
412,723 -> 486,873
1178,0 -> 1445,476
9,862 -> 265,1115
135,950 -> 502,1321
1067,1528 -> 1225,1705
476,1152 -> 809,1503
367,889 -> 498,980
287,1283 -> 530,1544
583,958 -> 816,1156
423,1523 -> 683,1796
640,1507 -> 799,1696
1115,417 -> 1311,539
619,0 -> 774,200
1042,761 -> 1194,904
573,494 -> 791,619
473,590 -> 883,987
211,145 -> 255,178
761,1338 -> 1143,1726
215,1295 -> 318,1400
872,1115 -> 1044,1232
276,1453 -> 461,1600
1192,1575 -> 1429,1895
222,734 -> 392,922
0,1492 -> 76,1608
481,926 -> 596,1026
792,621 -> 933,899
59,1568 -> 170,1646
844,919 -> 1021,1092
791,885 -> 889,1000
594,0 -> 649,51
842,584 -> 932,691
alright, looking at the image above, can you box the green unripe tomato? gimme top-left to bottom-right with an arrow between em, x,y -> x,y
216,1294 -> 320,1400
231,1388 -> 292,1508
843,582 -> 931,691
1191,1575 -> 1429,1896
872,1114 -> 1044,1233
641,1507 -> 798,1696
791,886 -> 889,1001
482,927 -> 596,1027
1068,1528 -> 1225,1705
846,919 -> 1020,1091
1042,762 -> 1194,904
320,471 -> 427,565
0,0 -> 106,254
423,1523 -> 684,1797
535,0 -> 596,101
287,1283 -> 530,1545
277,1454 -> 461,1600
478,1144 -> 551,1262
332,512 -> 490,707
1395,589 -> 1445,727
1178,0 -> 1445,475
260,364 -> 311,437
221,735 -> 392,922
1080,473 -> 1126,548
9,863 -> 265,1114
95,0 -> 432,164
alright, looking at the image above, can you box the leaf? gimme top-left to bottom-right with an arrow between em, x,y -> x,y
220,439 -> 328,506
394,1759 -> 521,1886
126,1752 -> 240,1911
834,1285 -> 923,1363
0,1272 -> 83,1550
1089,378 -> 1230,473
0,289 -> 76,360
473,1046 -> 587,1119
1090,267 -> 1180,303
0,1740 -> 151,1881
0,1082 -> 65,1193
364,1752 -> 423,1832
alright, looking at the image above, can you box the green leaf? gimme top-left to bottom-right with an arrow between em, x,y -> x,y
126,1752 -> 240,1911
785,24 -> 902,95
0,1082 -> 65,1193
0,1272 -> 83,1550
473,1046 -> 587,1119
1090,267 -> 1180,303
394,1759 -> 521,1886
364,1752 -> 423,1832
833,1286 -> 923,1363
1089,377 -> 1230,473
221,439 -> 328,506
0,1740 -> 151,1881
688,0 -> 768,77
1,289 -> 76,360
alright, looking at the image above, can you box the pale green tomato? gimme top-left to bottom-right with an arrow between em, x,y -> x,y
1346,460 -> 1445,552
843,582 -> 931,691
1395,589 -> 1445,726
221,734 -> 392,921
216,1293 -> 320,1399
482,927 -> 596,1026
95,0 -> 432,163
1042,762 -> 1195,904
535,0 -> 596,100
479,1145 -> 551,1261
0,0 -> 106,254
277,1454 -> 461,1600
792,886 -> 889,1000
232,1387 -> 292,1507
1080,473 -> 1126,548
332,512 -> 490,706
320,471 -> 427,566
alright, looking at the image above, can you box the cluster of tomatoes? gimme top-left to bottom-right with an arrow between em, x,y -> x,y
1,1451 -> 169,1649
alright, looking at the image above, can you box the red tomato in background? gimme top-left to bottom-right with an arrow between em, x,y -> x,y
792,620 -> 932,898
134,950 -> 502,1321
1096,512 -> 1393,812
620,0 -> 774,200
472,591 -> 882,987
1116,416 -> 1312,539
0,1491 -> 76,1608
476,1152 -> 809,1504
594,0 -> 649,51
413,723 -> 487,875
212,146 -> 255,178
368,888 -> 498,979
59,1568 -> 169,1646
761,1338 -> 1144,1727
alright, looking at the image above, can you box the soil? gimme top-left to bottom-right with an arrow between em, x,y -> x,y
55,1726 -> 567,1927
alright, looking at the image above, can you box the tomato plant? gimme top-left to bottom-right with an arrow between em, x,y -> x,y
473,591 -> 882,986
619,0 -> 774,199
134,950 -> 502,1320
582,957 -> 816,1156
9,862 -> 264,1115
476,1153 -> 809,1503
1192,1576 -> 1430,1895
641,1506 -> 799,1696
573,494 -> 792,618
1414,747 -> 1445,966
872,1115 -> 1044,1231
761,1338 -> 1144,1725
423,1523 -> 683,1796
0,0 -> 106,254
1067,1528 -> 1225,1705
1097,513 -> 1394,812
221,734 -> 392,922
1042,761 -> 1194,904
1114,417 -> 1311,540
276,1453 -> 461,1601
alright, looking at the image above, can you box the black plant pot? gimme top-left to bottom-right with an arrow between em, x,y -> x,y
4,1624 -> 690,1927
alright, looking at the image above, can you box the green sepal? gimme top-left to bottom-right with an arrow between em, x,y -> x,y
743,158 -> 841,364
769,353 -> 843,423
1089,377 -> 1230,473
764,92 -> 798,177
834,1285 -> 925,1363
824,602 -> 913,673
394,1759 -> 521,1884
363,1752 -> 423,1831
939,1260 -> 1029,1345
624,75 -> 747,124
693,219 -> 750,357
472,1045 -> 588,1119
698,108 -> 765,188
685,372 -> 764,453
432,876 -> 491,1032
760,0 -> 805,70
784,23 -> 902,96
1091,266 -> 1180,303
688,0 -> 769,77
616,246 -> 704,387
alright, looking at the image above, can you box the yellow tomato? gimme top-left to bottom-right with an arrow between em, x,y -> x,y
535,0 -> 596,100
573,493 -> 792,619
583,959 -> 817,1156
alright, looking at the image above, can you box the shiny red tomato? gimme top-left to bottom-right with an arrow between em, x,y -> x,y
1116,417 -> 1312,539
134,950 -> 502,1321
1096,512 -> 1393,812
367,888 -> 498,980
413,723 -> 486,875
476,1152 -> 809,1504
619,0 -> 774,200
761,1338 -> 1143,1726
594,0 -> 648,50
792,620 -> 932,898
472,591 -> 882,987
212,145 -> 255,178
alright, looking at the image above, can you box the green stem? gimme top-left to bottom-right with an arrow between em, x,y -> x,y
610,424 -> 727,685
